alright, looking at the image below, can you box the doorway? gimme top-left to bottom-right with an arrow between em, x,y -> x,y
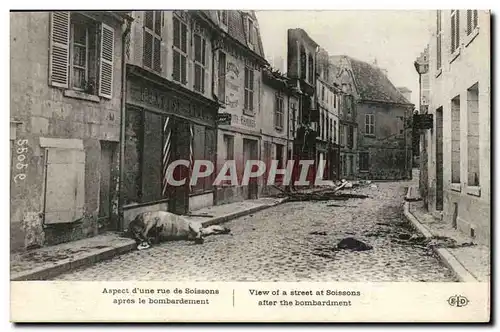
243,138 -> 259,199
435,107 -> 444,211
99,141 -> 118,230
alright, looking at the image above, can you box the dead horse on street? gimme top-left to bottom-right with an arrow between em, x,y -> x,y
128,211 -> 231,249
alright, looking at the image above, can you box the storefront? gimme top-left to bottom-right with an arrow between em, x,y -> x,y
121,65 -> 218,229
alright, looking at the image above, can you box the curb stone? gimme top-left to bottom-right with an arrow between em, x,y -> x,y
10,240 -> 137,281
11,198 -> 290,281
402,190 -> 478,283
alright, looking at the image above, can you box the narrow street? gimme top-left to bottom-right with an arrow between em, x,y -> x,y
54,180 -> 457,282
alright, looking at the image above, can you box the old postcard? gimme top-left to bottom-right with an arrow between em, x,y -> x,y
9,9 -> 491,323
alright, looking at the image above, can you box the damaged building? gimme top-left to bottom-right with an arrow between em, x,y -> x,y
330,55 -> 414,180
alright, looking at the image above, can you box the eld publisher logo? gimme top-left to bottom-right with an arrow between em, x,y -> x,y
448,295 -> 470,307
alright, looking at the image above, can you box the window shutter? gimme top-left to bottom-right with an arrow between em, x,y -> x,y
203,39 -> 209,94
44,148 -> 85,224
48,11 -> 70,88
99,23 -> 114,99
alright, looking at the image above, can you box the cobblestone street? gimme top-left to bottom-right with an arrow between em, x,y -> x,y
54,180 -> 457,282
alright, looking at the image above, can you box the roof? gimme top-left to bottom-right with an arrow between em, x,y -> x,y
330,55 -> 413,105
200,10 -> 266,60
397,87 -> 412,93
289,28 -> 319,48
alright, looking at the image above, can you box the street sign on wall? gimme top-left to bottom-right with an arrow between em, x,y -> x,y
217,113 -> 232,126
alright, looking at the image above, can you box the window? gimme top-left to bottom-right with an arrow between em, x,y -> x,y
308,53 -> 314,83
218,10 -> 228,27
321,112 -> 325,140
347,125 -> 354,149
334,120 -> 337,143
218,51 -> 226,102
274,94 -> 284,130
365,114 -> 375,135
330,119 -> 333,143
275,143 -> 284,169
340,125 -> 345,147
359,152 -> 369,171
49,12 -> 114,98
71,21 -> 89,90
223,135 -> 234,161
467,10 -> 478,35
322,86 -> 325,101
173,15 -> 188,84
451,10 -> 460,54
451,95 -> 461,184
244,67 -> 254,113
345,95 -> 353,118
300,46 -> 306,80
334,93 -> 337,108
248,19 -> 254,44
467,83 -> 480,187
291,102 -> 297,134
194,34 -> 206,93
436,10 -> 442,70
143,11 -> 162,73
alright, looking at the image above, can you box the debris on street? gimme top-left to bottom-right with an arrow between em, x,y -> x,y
279,188 -> 370,202
309,231 -> 327,236
336,237 -> 373,251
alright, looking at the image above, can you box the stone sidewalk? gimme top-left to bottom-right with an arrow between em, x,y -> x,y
11,190 -> 320,281
404,189 -> 490,282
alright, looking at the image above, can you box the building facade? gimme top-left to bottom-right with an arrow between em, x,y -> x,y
122,10 -> 222,226
425,10 -> 490,244
287,28 -> 319,185
316,48 -> 340,181
206,10 -> 268,205
331,55 -> 414,180
10,11 -> 130,251
260,67 -> 298,195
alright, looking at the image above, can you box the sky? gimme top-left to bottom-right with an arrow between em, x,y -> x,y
255,10 -> 432,106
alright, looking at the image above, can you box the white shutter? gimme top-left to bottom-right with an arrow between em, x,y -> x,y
48,11 -> 70,88
99,23 -> 114,99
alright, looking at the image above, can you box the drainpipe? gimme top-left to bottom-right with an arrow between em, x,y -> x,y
286,91 -> 291,192
118,16 -> 132,231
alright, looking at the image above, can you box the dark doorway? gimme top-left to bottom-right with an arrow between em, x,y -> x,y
168,118 -> 191,215
99,141 -> 118,230
435,107 -> 444,211
243,138 -> 259,199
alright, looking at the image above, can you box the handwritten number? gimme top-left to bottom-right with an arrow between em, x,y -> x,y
17,139 -> 28,146
17,147 -> 28,154
16,163 -> 28,170
14,174 -> 26,183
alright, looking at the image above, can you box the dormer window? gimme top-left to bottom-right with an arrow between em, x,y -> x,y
218,10 -> 228,28
247,18 -> 254,45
